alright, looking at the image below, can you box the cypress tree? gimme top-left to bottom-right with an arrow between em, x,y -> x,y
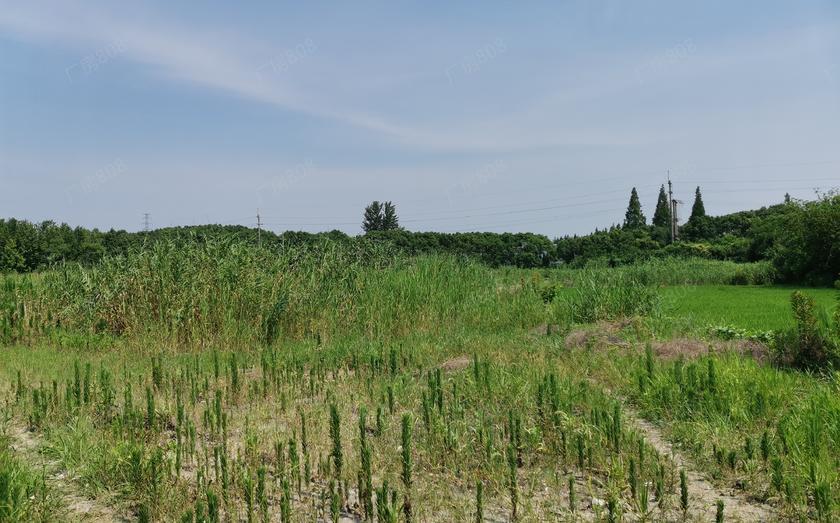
623,187 -> 646,229
652,185 -> 671,227
690,186 -> 706,220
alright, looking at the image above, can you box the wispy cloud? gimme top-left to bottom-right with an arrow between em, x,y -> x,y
0,1 -> 411,138
0,1 -> 641,152
1,1 -> 836,156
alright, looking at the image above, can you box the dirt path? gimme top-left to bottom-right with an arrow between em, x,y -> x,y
9,424 -> 127,522
622,406 -> 777,522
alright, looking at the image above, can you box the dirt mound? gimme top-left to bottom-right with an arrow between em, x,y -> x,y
564,320 -> 635,349
652,338 -> 711,359
652,338 -> 771,362
730,339 -> 771,362
440,355 -> 471,372
563,319 -> 771,364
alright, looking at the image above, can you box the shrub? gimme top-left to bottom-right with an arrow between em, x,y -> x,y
772,292 -> 839,370
771,194 -> 840,284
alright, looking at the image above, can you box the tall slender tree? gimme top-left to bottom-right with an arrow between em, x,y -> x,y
362,201 -> 383,232
624,187 -> 646,229
690,186 -> 706,220
382,201 -> 400,230
652,185 -> 671,227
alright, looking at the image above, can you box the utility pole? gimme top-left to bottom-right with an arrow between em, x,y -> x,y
143,213 -> 151,232
671,198 -> 681,242
666,174 -> 682,243
256,209 -> 262,248
667,174 -> 674,243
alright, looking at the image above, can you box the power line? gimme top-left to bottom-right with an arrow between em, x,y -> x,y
142,212 -> 150,232
133,159 -> 837,233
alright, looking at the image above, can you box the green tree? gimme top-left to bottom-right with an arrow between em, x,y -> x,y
382,201 -> 400,230
652,185 -> 671,228
363,201 -> 400,232
362,201 -> 384,233
623,187 -> 646,229
690,186 -> 706,220
0,239 -> 25,272
772,193 -> 840,283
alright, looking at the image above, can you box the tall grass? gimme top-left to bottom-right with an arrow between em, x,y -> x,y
0,434 -> 52,521
546,258 -> 777,287
625,351 -> 839,519
7,238 -> 545,348
553,269 -> 659,324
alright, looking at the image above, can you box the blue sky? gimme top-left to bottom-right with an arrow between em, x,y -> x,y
1,1 -> 838,235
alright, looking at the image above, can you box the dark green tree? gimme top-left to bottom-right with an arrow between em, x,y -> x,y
382,201 -> 400,231
362,201 -> 384,233
690,186 -> 706,220
623,187 -> 646,229
652,185 -> 671,228
1,239 -> 26,272
363,201 -> 400,232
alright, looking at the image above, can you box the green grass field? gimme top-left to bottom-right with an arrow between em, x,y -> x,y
1,249 -> 838,521
661,285 -> 838,332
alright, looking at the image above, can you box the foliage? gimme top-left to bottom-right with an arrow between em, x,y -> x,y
624,187 -> 647,229
709,325 -> 774,344
555,269 -> 659,324
362,201 -> 400,233
367,229 -> 554,268
652,185 -> 671,228
769,194 -> 840,285
2,239 -> 546,347
0,436 -> 50,521
690,187 -> 706,220
2,193 -> 838,282
550,258 -> 776,287
602,346 -> 840,520
2,240 -> 840,519
772,291 -> 840,370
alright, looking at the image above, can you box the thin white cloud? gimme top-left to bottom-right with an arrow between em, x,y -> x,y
0,2 -> 413,138
0,1 -> 836,155
0,0 -> 645,152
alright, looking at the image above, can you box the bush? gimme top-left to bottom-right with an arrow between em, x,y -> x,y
772,291 -> 839,370
771,194 -> 840,284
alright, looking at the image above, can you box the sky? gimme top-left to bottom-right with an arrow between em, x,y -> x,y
0,1 -> 838,237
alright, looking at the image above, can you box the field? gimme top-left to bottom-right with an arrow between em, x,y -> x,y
0,244 -> 838,522
660,286 -> 837,332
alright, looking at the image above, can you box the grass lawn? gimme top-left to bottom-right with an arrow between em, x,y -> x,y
660,285 -> 838,332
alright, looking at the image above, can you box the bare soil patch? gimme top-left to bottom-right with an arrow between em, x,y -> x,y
623,406 -> 777,522
562,320 -> 771,363
9,425 -> 127,522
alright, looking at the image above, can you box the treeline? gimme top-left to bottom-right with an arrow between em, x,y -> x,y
0,220 -> 352,272
557,194 -> 839,284
0,219 -> 552,271
2,193 -> 838,283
